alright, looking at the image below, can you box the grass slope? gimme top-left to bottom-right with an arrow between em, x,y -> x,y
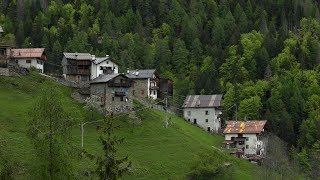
0,73 -> 255,179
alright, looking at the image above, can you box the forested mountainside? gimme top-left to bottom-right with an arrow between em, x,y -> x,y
1,0 -> 320,177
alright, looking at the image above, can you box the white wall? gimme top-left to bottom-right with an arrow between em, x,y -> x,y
183,107 -> 221,133
16,58 -> 44,73
91,60 -> 118,79
148,78 -> 158,99
224,133 -> 264,155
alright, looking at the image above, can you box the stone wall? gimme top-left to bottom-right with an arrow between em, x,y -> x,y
132,79 -> 149,99
0,67 -> 9,76
0,62 -> 28,77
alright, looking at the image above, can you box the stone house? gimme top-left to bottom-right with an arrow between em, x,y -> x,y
90,73 -> 133,114
10,48 -> 47,73
182,95 -> 223,133
91,55 -> 118,79
62,53 -> 91,82
223,120 -> 267,156
126,69 -> 173,100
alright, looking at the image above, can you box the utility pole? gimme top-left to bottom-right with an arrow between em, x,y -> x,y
81,119 -> 104,148
165,97 -> 168,128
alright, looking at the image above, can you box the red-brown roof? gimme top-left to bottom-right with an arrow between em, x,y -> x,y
10,48 -> 46,60
223,120 -> 267,134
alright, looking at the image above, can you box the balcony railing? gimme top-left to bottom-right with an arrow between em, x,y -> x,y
149,85 -> 159,90
108,82 -> 131,87
115,91 -> 125,96
77,69 -> 90,75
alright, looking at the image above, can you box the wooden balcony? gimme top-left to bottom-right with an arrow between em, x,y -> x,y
149,85 -> 159,90
77,69 -> 90,75
108,82 -> 131,87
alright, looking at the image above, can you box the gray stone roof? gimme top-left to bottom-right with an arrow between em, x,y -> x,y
63,52 -> 92,60
182,95 -> 223,108
92,57 -> 108,64
0,26 -> 3,33
126,69 -> 156,79
90,73 -> 128,84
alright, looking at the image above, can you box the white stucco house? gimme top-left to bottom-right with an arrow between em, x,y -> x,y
223,120 -> 267,156
91,55 -> 118,79
10,48 -> 46,73
182,95 -> 223,133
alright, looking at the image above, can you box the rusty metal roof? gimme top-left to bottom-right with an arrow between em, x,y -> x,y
11,48 -> 46,59
223,120 -> 267,134
182,95 -> 223,108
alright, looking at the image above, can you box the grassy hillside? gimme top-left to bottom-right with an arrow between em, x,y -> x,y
0,72 -> 256,179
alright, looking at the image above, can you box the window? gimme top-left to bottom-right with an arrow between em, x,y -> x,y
207,127 -> 211,132
26,60 -> 31,63
246,137 -> 249,141
154,91 -> 156,94
188,119 -> 190,122
120,97 -> 123,101
205,111 -> 209,115
187,111 -> 191,116
205,119 -> 208,123
141,90 -> 144,95
107,61 -> 109,64
193,119 -> 197,124
112,97 -> 114,101
100,66 -> 103,70
246,145 -> 249,149
15,60 -> 18,64
150,90 -> 152,95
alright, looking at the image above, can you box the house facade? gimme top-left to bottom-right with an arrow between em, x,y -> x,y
223,120 -> 267,156
62,53 -> 91,82
90,74 -> 133,114
182,95 -> 223,133
0,45 -> 11,68
91,55 -> 118,79
10,48 -> 46,73
126,69 -> 173,100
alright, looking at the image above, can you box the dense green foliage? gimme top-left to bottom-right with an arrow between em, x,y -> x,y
1,0 -> 320,177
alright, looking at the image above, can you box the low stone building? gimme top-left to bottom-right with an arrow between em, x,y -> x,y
223,120 -> 267,156
10,48 -> 46,73
90,73 -> 133,114
182,95 -> 223,133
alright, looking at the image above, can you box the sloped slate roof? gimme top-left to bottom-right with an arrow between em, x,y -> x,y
0,26 -> 3,33
11,48 -> 45,59
223,120 -> 267,134
90,73 -> 128,84
63,52 -> 92,60
92,57 -> 108,64
182,95 -> 223,108
126,69 -> 156,79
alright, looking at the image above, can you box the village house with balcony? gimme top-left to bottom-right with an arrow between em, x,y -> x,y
10,48 -> 47,73
91,55 -> 118,79
90,73 -> 133,114
182,95 -> 223,133
62,53 -> 91,82
223,120 -> 268,158
126,69 -> 173,100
